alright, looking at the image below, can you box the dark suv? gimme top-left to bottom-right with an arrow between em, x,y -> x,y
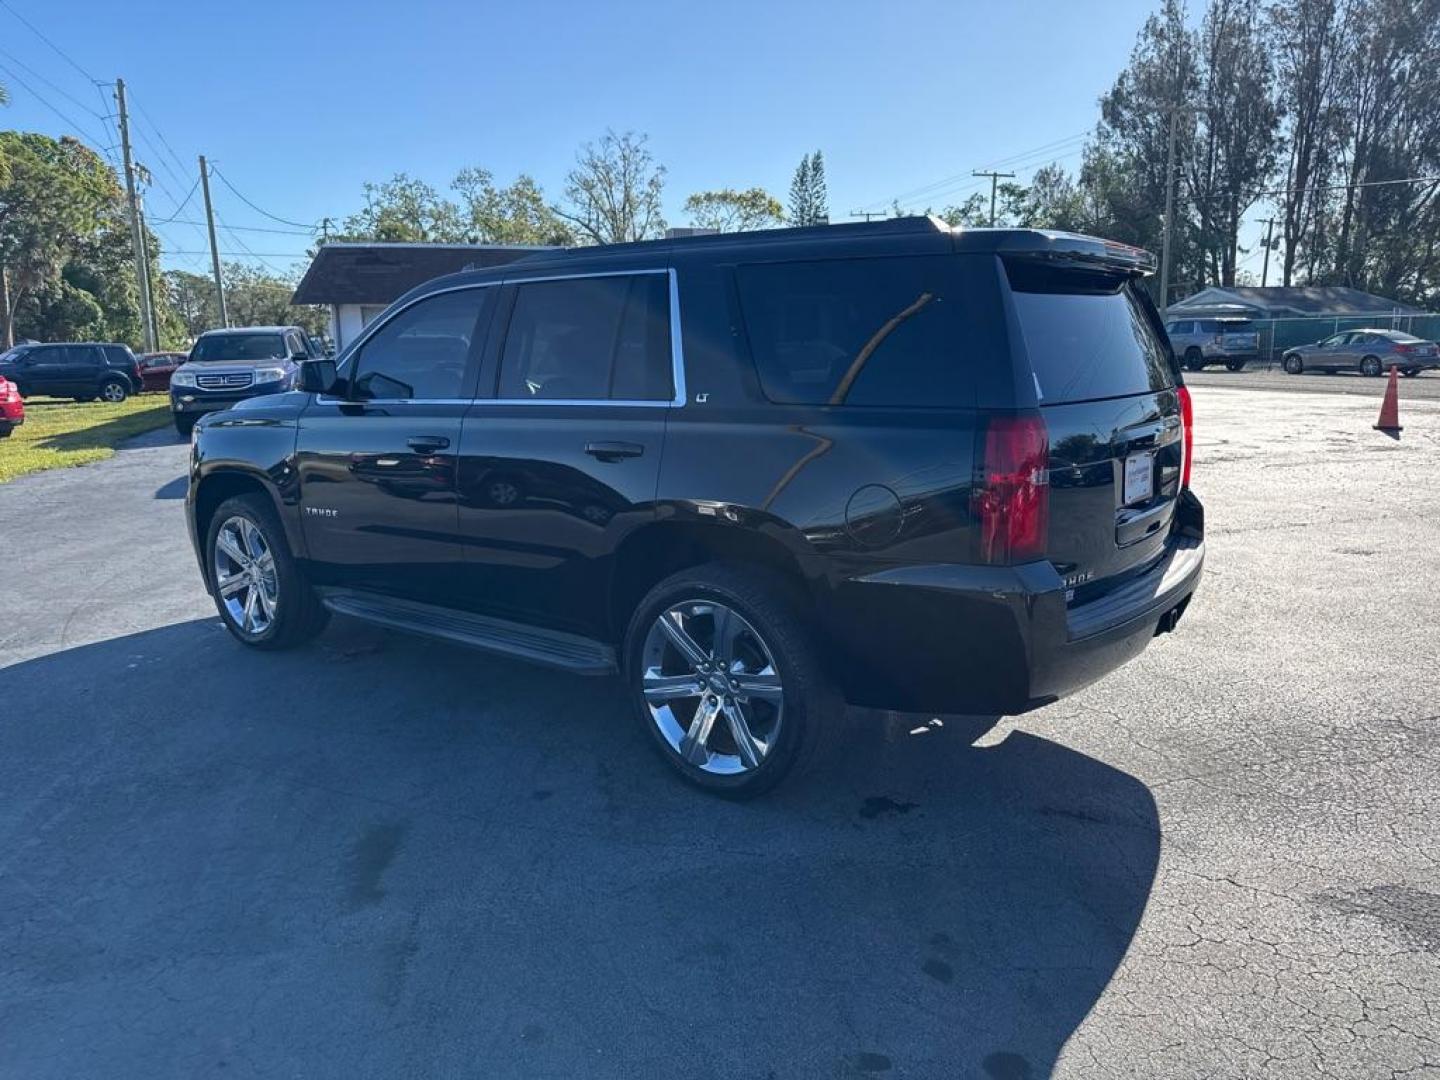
185,218 -> 1204,797
0,342 -> 143,402
170,326 -> 322,435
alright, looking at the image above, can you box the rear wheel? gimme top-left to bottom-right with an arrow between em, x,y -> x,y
1360,355 -> 1383,377
75,394 -> 96,403
1283,353 -> 1303,374
99,377 -> 129,403
206,493 -> 329,650
624,564 -> 838,799
1402,367 -> 1420,377
1183,347 -> 1204,372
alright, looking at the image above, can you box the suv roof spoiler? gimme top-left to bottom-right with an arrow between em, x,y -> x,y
962,228 -> 1156,276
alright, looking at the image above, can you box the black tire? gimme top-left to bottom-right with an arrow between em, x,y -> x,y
98,377 -> 129,403
75,395 -> 96,403
622,563 -> 840,799
1183,347 -> 1204,372
1224,358 -> 1246,372
1360,355 -> 1383,377
174,414 -> 196,437
1401,367 -> 1420,378
1283,353 -> 1303,374
205,492 -> 329,650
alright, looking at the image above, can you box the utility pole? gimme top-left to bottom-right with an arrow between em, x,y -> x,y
972,170 -> 1016,227
1158,106 -> 1179,313
115,78 -> 157,352
135,196 -> 160,349
199,155 -> 228,328
1259,216 -> 1278,288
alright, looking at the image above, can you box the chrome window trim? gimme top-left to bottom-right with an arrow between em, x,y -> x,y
317,268 -> 685,409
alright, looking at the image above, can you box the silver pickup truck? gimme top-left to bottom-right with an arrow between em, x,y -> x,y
1164,317 -> 1260,371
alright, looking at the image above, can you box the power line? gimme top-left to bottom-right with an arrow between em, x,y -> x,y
861,130 -> 1091,211
0,59 -> 108,146
0,0 -> 99,83
0,44 -> 104,121
210,165 -> 316,229
159,217 -> 313,236
149,179 -> 201,223
131,96 -> 193,185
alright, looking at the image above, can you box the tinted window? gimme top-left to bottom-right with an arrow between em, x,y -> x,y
1009,276 -> 1173,404
736,256 -> 971,407
1167,321 -> 1192,335
497,274 -> 673,402
192,333 -> 288,363
350,289 -> 486,400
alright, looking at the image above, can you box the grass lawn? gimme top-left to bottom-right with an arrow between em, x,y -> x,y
0,394 -> 175,484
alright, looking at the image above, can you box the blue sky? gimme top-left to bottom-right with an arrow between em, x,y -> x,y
0,0 -> 1168,278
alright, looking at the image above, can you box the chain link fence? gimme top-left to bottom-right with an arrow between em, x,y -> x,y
1249,313 -> 1440,369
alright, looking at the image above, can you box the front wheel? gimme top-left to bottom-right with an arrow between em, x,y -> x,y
1360,355 -> 1383,377
1283,354 -> 1304,374
1402,367 -> 1420,378
624,564 -> 839,799
1183,348 -> 1204,372
174,414 -> 196,437
206,493 -> 329,650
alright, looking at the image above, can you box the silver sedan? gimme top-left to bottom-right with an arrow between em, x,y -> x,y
1282,329 -> 1440,377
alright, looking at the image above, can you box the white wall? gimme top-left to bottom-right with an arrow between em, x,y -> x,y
332,304 -> 390,351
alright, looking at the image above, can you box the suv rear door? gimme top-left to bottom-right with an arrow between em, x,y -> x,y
454,270 -> 675,635
1004,260 -> 1184,600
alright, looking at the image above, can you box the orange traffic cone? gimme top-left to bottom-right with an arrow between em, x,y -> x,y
1374,365 -> 1403,433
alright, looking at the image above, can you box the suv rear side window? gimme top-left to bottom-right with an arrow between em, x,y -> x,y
1007,270 -> 1173,404
736,256 -> 971,407
497,273 -> 673,402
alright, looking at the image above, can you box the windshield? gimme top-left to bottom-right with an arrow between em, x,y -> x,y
190,333 -> 287,363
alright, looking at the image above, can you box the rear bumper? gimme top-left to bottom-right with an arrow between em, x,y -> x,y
825,493 -> 1206,714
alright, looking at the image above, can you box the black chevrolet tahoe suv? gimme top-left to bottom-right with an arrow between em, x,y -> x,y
185,218 -> 1204,797
0,342 -> 143,402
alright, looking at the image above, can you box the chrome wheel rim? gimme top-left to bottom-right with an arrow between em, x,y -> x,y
102,382 -> 125,402
213,515 -> 278,636
1362,357 -> 1381,376
640,600 -> 783,776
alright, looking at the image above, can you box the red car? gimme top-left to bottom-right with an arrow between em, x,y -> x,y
138,351 -> 188,392
0,375 -> 23,437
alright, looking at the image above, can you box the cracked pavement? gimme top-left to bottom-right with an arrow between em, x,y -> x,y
0,385 -> 1437,1078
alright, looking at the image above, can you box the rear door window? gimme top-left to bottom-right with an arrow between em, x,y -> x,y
1007,269 -> 1174,404
736,256 -> 972,407
496,273 -> 673,402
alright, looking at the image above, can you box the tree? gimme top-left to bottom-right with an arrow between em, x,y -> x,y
337,173 -> 464,243
452,168 -> 573,246
683,188 -> 784,232
164,263 -> 326,342
788,151 -> 829,226
555,130 -> 667,245
0,133 -> 119,348
1188,0 -> 1280,284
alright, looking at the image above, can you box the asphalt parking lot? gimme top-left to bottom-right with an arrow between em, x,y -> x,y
2,384 -> 1437,1079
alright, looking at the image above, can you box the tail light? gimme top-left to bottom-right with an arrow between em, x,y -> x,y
1396,343 -> 1416,354
1178,384 -> 1195,489
975,413 -> 1050,564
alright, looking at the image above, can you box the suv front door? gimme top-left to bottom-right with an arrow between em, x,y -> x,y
454,270 -> 677,636
294,286 -> 497,604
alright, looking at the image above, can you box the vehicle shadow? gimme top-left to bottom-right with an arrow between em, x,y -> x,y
154,475 -> 188,499
0,617 -> 1160,1080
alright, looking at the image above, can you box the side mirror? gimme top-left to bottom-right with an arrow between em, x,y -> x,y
298,358 -> 339,395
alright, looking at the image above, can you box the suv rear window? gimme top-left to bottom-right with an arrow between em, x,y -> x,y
1007,271 -> 1173,404
736,256 -> 972,408
191,333 -> 287,363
